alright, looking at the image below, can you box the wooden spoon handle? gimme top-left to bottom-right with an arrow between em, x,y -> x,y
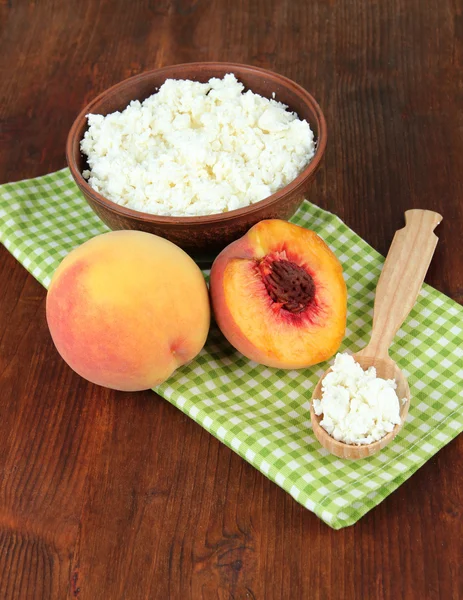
362,209 -> 442,358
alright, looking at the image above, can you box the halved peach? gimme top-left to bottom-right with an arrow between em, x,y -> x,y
210,219 -> 347,369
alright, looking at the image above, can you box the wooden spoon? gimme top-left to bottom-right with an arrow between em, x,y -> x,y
310,209 -> 442,460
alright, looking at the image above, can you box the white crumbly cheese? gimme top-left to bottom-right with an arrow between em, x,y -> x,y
312,353 -> 404,445
81,74 -> 315,216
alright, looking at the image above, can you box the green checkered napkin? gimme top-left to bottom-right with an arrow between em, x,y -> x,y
1,169 -> 462,529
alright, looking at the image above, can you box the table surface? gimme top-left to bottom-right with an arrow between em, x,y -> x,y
1,1 -> 462,598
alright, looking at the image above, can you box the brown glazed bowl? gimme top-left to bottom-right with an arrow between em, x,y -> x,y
66,62 -> 327,264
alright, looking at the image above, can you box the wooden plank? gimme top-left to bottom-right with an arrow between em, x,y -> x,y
0,0 -> 461,598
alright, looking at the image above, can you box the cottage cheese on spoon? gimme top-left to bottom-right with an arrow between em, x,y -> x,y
81,74 -> 315,217
312,353 -> 404,445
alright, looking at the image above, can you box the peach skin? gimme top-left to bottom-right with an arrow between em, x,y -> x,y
46,230 -> 210,391
209,219 -> 347,369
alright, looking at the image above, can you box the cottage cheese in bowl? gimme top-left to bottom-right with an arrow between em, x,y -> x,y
80,74 -> 315,217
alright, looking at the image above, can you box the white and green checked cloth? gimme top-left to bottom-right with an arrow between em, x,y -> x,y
1,168 -> 462,529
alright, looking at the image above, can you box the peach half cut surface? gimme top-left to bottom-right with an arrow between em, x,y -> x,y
210,219 -> 347,369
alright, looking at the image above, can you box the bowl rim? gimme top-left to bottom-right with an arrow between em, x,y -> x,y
66,61 -> 327,224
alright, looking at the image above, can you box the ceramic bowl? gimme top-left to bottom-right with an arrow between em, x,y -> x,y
66,62 -> 327,263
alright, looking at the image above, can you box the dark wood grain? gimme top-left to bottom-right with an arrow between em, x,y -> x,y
0,1 -> 462,599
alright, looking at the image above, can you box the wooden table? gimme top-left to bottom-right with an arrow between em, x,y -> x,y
1,1 -> 461,598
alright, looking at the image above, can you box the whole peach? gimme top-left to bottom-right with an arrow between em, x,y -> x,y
46,230 -> 210,391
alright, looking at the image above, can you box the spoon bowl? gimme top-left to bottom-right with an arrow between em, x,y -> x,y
310,354 -> 410,460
